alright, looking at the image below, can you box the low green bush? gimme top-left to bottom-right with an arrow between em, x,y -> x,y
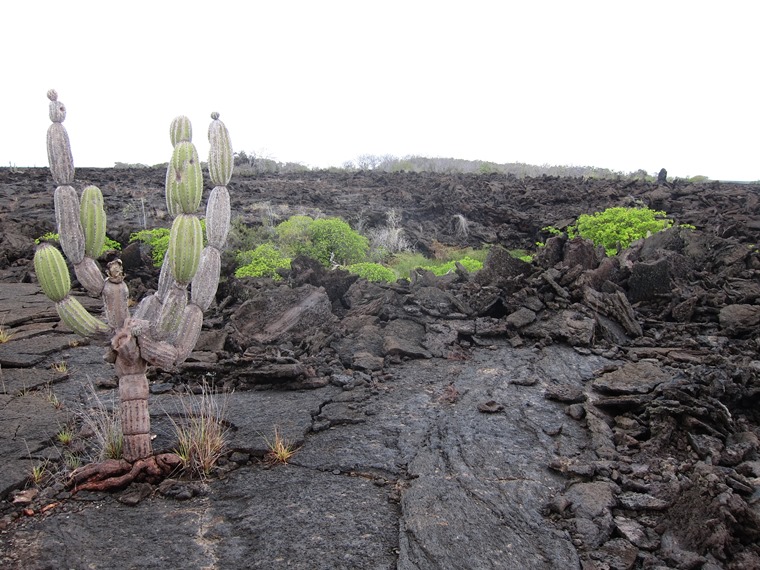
308,218 -> 369,266
570,206 -> 673,255
346,262 -> 397,283
425,256 -> 483,276
274,215 -> 314,259
274,215 -> 368,267
234,243 -> 291,279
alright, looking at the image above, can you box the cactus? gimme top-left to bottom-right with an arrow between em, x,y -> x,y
33,91 -> 233,464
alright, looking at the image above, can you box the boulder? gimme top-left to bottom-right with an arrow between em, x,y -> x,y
230,284 -> 336,346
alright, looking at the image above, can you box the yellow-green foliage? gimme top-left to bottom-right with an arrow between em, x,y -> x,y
274,215 -> 314,258
234,243 -> 291,279
131,221 -> 206,267
347,262 -> 397,283
388,251 -> 485,279
35,232 -> 121,254
570,206 -> 673,255
425,257 -> 483,276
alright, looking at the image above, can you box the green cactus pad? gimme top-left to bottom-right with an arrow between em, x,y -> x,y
56,296 -> 110,337
170,115 -> 192,147
80,185 -> 107,258
34,243 -> 71,303
208,113 -> 233,186
165,141 -> 203,216
168,214 -> 203,284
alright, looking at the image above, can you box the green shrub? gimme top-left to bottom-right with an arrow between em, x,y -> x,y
274,215 -> 315,259
131,221 -> 206,267
35,232 -> 121,254
273,215 -> 368,266
234,243 -> 291,279
310,218 -> 368,266
347,262 -> 397,283
570,206 -> 673,255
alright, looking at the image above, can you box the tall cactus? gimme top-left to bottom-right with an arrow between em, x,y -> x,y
34,90 -> 233,463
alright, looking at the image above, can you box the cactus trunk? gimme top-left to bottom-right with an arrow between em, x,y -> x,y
112,330 -> 152,461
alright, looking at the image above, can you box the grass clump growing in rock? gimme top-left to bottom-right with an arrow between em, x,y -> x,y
78,385 -> 123,462
0,326 -> 12,344
170,384 -> 228,479
263,426 -> 300,465
346,262 -> 397,283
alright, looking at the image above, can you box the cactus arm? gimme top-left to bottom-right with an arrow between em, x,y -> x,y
46,90 -> 74,184
34,242 -> 109,338
208,112 -> 233,187
34,243 -> 71,302
80,185 -> 107,258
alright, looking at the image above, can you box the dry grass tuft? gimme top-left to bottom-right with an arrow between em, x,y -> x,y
170,384 -> 229,479
263,426 -> 300,465
0,326 -> 13,344
78,384 -> 123,461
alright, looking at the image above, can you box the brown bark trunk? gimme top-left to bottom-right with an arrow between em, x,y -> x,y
113,327 -> 153,462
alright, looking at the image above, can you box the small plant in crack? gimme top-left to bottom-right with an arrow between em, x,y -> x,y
56,425 -> 76,446
169,383 -> 229,479
46,384 -> 64,410
263,426 -> 300,465
29,460 -> 49,486
51,361 -> 68,374
0,326 -> 13,344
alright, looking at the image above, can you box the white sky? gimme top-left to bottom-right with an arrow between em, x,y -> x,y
2,1 -> 757,180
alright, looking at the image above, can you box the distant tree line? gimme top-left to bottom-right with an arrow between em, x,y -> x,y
227,151 -> 711,182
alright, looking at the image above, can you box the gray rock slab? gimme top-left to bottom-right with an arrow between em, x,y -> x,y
592,361 -> 672,395
0,392 -> 70,497
1,465 -> 399,570
224,388 -> 340,455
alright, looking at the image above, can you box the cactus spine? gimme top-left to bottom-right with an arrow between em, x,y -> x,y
33,91 -> 233,463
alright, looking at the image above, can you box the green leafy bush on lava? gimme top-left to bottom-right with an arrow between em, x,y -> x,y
569,206 -> 674,255
346,262 -> 397,283
234,243 -> 291,279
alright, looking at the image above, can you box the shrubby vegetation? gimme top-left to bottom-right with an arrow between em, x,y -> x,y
570,207 -> 674,255
234,243 -> 291,279
35,232 -> 121,255
130,221 -> 207,267
232,149 -> 712,181
540,206 -> 691,256
346,262 -> 397,283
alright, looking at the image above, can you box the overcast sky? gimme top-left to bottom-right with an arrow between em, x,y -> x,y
2,1 -> 757,180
